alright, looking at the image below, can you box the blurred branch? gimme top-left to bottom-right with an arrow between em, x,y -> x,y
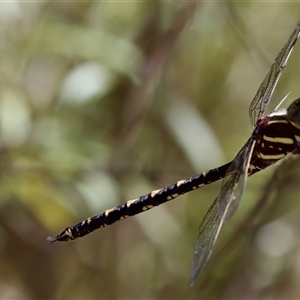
120,2 -> 198,139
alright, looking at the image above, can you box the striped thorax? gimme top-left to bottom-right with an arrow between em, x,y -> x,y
250,98 -> 300,173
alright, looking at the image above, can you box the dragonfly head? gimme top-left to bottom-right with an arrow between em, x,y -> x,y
287,98 -> 300,129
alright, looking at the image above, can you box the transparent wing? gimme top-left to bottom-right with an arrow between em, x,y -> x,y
249,22 -> 300,127
217,139 -> 256,221
190,197 -> 221,286
190,139 -> 256,285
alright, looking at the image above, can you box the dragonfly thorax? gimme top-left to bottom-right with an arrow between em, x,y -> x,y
287,98 -> 300,129
249,107 -> 300,174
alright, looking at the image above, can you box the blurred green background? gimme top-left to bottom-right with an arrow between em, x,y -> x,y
1,2 -> 300,299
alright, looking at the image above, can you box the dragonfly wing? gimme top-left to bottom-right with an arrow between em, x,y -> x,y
249,22 -> 300,127
217,139 -> 256,221
190,197 -> 223,286
190,139 -> 256,285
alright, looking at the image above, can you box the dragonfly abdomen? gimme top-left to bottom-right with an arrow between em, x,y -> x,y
47,161 -> 232,243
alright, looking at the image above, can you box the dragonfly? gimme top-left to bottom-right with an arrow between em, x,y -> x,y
47,22 -> 300,285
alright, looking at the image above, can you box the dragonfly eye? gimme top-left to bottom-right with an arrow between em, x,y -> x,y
287,98 -> 300,129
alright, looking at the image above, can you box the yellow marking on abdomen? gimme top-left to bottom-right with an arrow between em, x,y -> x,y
65,230 -> 73,238
126,198 -> 139,207
176,180 -> 185,187
151,189 -> 161,197
167,193 -> 179,200
263,135 -> 294,144
142,204 -> 154,211
295,135 -> 300,142
268,120 -> 288,125
105,207 -> 117,216
259,152 -> 286,160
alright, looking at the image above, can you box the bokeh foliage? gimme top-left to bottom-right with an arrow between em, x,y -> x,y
1,2 -> 300,299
